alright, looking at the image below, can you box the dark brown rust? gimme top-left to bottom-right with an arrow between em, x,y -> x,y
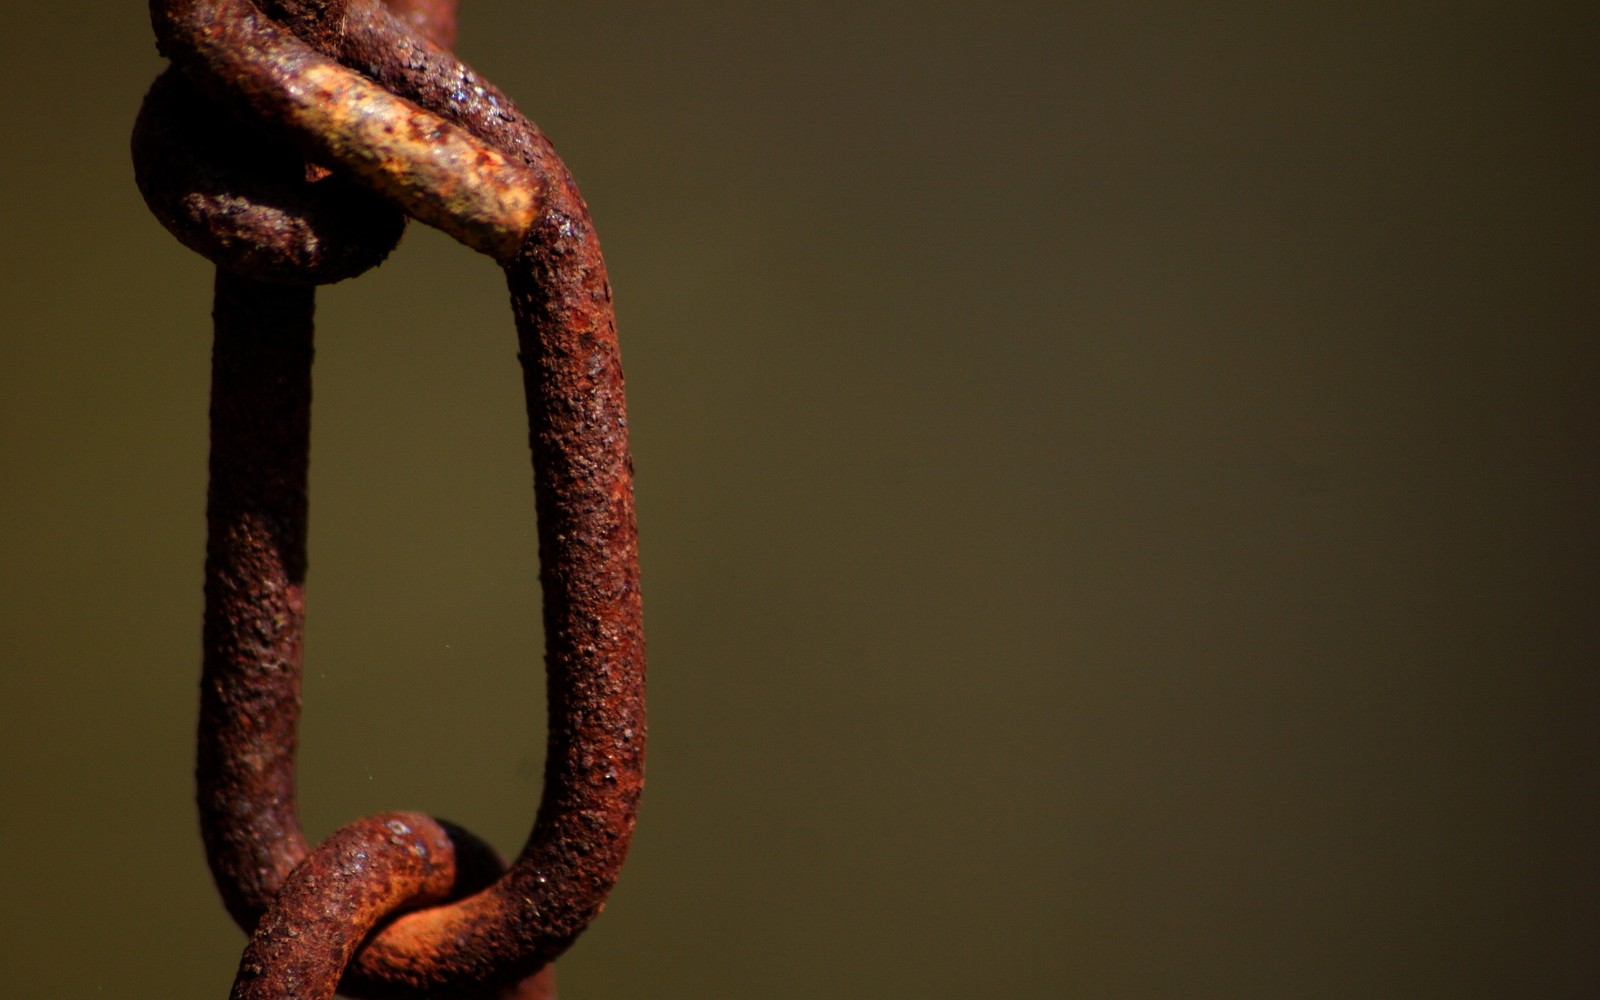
200,268 -> 508,924
199,269 -> 314,923
146,1 -> 645,997
227,812 -> 554,1000
133,66 -> 405,285
151,0 -> 541,258
131,3 -> 457,285
338,209 -> 644,1000
204,264 -> 556,1000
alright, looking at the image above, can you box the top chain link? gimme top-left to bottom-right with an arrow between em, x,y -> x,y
134,3 -> 647,998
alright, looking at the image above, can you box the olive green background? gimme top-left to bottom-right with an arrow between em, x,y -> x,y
2,3 -> 1595,997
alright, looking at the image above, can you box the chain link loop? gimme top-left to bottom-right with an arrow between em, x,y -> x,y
135,3 -> 646,997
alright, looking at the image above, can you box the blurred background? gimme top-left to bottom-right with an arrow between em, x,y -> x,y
2,3 -> 1595,997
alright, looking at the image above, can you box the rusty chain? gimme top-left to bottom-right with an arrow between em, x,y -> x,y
132,3 -> 646,998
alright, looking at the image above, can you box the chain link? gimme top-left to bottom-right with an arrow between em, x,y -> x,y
134,3 -> 646,997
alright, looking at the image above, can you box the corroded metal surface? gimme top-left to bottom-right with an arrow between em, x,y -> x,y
225,811 -> 556,1000
132,67 -> 405,284
229,814 -> 471,1000
131,0 -> 462,285
140,1 -> 645,997
199,270 -> 315,924
151,0 -> 542,259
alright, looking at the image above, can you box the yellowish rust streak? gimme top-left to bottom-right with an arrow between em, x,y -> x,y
289,63 -> 539,258
165,0 -> 541,257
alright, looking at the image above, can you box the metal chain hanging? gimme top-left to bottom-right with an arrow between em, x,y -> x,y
132,3 -> 646,998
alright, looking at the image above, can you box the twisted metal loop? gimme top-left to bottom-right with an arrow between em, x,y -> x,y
138,2 -> 646,997
132,65 -> 406,284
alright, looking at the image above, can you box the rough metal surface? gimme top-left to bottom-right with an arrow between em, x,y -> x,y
199,270 -> 315,923
225,810 -> 558,1000
229,814 -> 471,1000
142,1 -> 645,997
131,1 -> 463,286
132,66 -> 405,285
151,0 -> 542,259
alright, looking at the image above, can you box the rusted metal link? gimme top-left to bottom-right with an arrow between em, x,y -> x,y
205,270 -> 555,1000
132,3 -> 461,286
230,813 -> 480,1000
151,0 -> 542,259
229,811 -> 552,1000
133,65 -> 406,285
141,1 -> 645,997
